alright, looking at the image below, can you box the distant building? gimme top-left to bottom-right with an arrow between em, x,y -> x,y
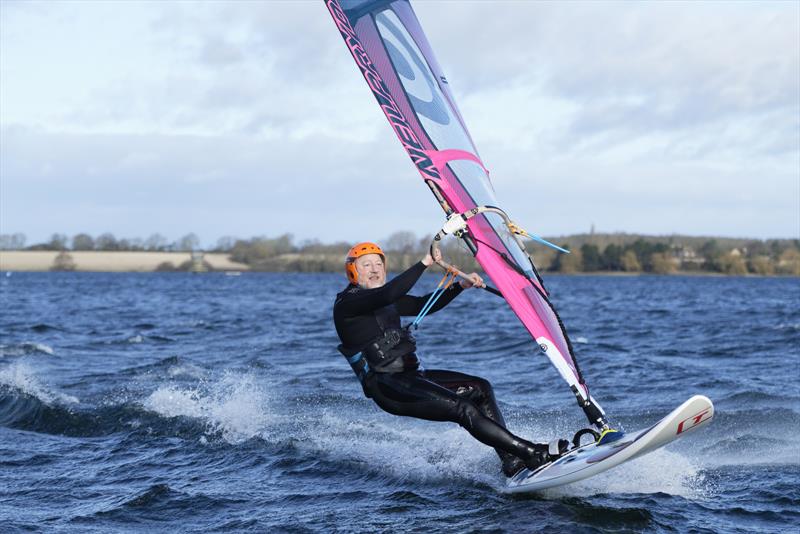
671,245 -> 703,265
190,251 -> 207,273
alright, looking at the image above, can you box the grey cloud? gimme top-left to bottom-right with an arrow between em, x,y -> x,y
0,123 -> 436,243
150,2 -> 343,83
414,2 -> 798,160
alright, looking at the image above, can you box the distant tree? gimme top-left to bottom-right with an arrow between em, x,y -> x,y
96,233 -> 119,251
50,251 -> 76,271
384,231 -> 417,254
118,238 -> 132,250
744,240 -> 767,258
0,233 -> 27,250
552,246 -> 583,273
601,244 -> 623,271
145,233 -> 168,251
716,252 -> 748,275
298,238 -> 322,251
417,234 -> 434,255
176,233 -> 200,252
297,239 -> 351,256
155,261 -> 177,272
580,244 -> 601,272
650,252 -> 677,274
748,256 -> 774,275
72,233 -> 95,251
625,239 -> 668,272
699,240 -> 721,264
128,237 -> 144,251
13,233 -> 26,249
229,234 -> 295,265
230,239 -> 254,264
621,250 -> 641,272
531,248 -> 557,271
768,240 -> 786,259
270,234 -> 295,256
215,236 -> 236,252
48,233 -> 68,250
777,249 -> 800,276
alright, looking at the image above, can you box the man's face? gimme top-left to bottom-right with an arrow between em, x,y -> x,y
355,253 -> 386,289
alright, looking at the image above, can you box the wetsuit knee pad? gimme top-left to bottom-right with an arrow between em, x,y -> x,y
472,377 -> 495,398
454,399 -> 483,431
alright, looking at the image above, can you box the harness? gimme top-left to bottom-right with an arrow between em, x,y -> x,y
338,325 -> 418,397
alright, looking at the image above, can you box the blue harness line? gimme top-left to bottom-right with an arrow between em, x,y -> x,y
410,271 -> 456,329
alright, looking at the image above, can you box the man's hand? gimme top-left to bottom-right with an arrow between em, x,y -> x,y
459,272 -> 485,289
422,247 -> 442,267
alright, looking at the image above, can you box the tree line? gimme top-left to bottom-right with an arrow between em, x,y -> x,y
2,231 -> 798,275
0,232 -> 205,252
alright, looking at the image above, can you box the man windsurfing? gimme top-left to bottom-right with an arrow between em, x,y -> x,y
333,242 -> 568,477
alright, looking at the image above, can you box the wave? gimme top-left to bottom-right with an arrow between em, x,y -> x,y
119,356 -> 206,380
142,370 -> 270,444
0,342 -> 55,357
720,390 -> 800,406
542,448 -> 706,499
0,362 -> 76,404
69,483 -> 246,524
0,360 -> 210,438
30,323 -> 64,333
87,333 -> 176,347
302,408 -> 499,487
0,386 -> 209,439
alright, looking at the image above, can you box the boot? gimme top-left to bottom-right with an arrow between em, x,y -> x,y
501,455 -> 527,477
522,442 -> 551,472
518,439 -> 571,474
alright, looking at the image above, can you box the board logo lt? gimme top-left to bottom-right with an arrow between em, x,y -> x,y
676,408 -> 712,434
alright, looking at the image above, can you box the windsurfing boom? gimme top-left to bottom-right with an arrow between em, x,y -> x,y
325,0 -> 608,429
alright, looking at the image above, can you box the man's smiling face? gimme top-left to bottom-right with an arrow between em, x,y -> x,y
354,253 -> 386,289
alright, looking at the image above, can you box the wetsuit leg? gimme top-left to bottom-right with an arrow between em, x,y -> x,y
365,370 -> 542,466
422,369 -> 507,427
422,370 -> 525,473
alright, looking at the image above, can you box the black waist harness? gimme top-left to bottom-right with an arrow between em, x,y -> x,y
338,328 -> 418,394
364,328 -> 416,371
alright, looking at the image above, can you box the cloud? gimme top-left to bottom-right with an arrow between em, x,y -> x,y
0,124 -> 439,244
416,2 -> 799,160
1,1 -> 797,243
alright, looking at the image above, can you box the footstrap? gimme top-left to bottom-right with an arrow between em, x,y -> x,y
571,428 -> 601,449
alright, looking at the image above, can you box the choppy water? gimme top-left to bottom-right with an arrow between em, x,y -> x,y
1,272 -> 798,533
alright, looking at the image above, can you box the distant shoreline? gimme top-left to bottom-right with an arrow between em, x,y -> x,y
0,250 -> 796,277
0,251 -> 248,273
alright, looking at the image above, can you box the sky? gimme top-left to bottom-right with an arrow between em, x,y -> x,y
1,0 -> 798,248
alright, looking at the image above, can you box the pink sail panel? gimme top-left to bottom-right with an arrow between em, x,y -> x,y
326,0 -> 591,402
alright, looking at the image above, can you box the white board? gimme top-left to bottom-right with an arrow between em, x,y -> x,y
505,395 -> 714,493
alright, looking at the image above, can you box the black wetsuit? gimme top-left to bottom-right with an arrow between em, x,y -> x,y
333,261 -> 547,475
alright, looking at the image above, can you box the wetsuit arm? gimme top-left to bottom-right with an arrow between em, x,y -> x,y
336,261 -> 428,316
395,283 -> 463,316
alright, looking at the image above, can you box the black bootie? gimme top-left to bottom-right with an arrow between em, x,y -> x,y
522,442 -> 551,472
501,455 -> 527,477
520,439 -> 571,473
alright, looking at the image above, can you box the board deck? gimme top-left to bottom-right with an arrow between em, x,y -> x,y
505,395 -> 714,493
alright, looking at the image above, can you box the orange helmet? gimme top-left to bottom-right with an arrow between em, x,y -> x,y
345,242 -> 385,284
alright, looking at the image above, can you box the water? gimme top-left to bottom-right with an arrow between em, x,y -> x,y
1,272 -> 798,533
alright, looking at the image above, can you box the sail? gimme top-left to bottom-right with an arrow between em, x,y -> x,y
326,0 -> 606,426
